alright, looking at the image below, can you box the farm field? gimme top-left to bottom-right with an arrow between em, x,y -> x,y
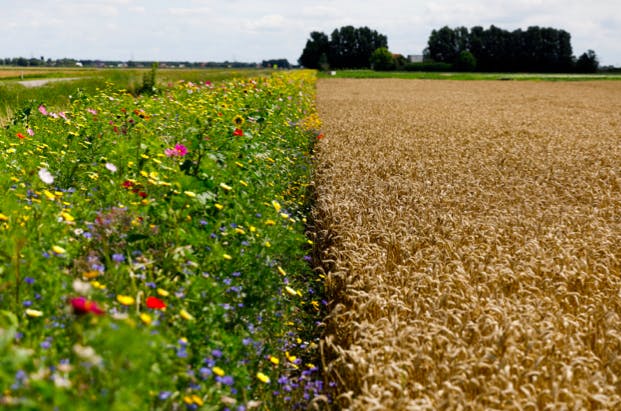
0,70 -> 327,410
0,67 -> 272,125
314,79 -> 621,409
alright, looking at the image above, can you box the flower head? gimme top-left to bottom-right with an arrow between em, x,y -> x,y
164,144 -> 188,157
146,296 -> 166,310
70,297 -> 104,316
38,105 -> 48,116
233,128 -> 244,137
116,295 -> 135,306
38,168 -> 54,185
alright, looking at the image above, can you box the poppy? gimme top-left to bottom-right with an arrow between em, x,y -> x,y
233,128 -> 244,137
146,296 -> 166,310
70,297 -> 104,315
17,132 -> 25,139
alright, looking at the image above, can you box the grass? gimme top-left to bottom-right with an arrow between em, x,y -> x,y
0,70 -> 329,410
314,78 -> 621,409
0,68 -> 274,125
318,69 -> 621,81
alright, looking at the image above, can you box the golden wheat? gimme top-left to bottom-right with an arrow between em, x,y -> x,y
313,79 -> 621,410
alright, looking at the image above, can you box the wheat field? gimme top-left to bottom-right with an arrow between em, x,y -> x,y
313,79 -> 621,410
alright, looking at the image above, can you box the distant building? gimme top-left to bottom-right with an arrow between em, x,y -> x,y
408,55 -> 423,63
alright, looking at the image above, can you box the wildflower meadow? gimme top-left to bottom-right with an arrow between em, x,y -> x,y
0,70 -> 328,410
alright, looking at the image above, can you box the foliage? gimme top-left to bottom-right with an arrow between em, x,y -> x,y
260,59 -> 291,69
425,25 -> 576,72
136,62 -> 159,95
454,50 -> 477,72
576,50 -> 599,73
298,32 -> 330,70
0,71 -> 328,410
370,48 -> 396,71
299,26 -> 388,70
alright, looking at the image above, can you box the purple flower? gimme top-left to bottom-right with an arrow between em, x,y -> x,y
212,349 -> 223,358
158,391 -> 172,400
216,375 -> 234,386
24,277 -> 35,284
112,253 -> 125,263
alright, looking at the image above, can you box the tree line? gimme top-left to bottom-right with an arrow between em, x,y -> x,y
0,57 -> 291,69
298,26 -> 388,70
299,25 -> 603,73
426,25 -> 598,73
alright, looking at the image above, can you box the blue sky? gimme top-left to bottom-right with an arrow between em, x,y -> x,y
1,0 -> 620,66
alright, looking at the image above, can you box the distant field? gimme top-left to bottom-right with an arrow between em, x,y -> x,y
319,69 -> 621,81
0,67 -> 272,124
315,79 -> 621,409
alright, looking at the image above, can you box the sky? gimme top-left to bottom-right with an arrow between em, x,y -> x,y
1,0 -> 620,67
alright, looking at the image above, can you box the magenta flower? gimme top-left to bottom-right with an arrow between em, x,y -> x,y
165,144 -> 188,157
38,105 -> 48,116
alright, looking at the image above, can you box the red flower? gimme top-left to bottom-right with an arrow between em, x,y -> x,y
70,297 -> 104,316
17,132 -> 25,139
317,133 -> 325,140
122,180 -> 134,188
233,128 -> 244,137
146,296 -> 166,310
138,191 -> 148,198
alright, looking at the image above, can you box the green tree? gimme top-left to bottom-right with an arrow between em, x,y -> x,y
370,47 -> 396,71
454,50 -> 477,71
576,50 -> 599,73
298,31 -> 329,69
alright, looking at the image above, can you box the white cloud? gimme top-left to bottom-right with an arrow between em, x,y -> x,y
0,0 -> 619,65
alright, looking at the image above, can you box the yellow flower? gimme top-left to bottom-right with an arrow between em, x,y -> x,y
157,288 -> 170,297
277,266 -> 286,276
223,254 -> 232,260
286,352 -> 297,363
60,212 -> 74,222
191,395 -> 204,406
52,245 -> 66,254
215,203 -> 224,210
180,309 -> 194,321
285,286 -> 297,296
184,191 -> 196,198
0,213 -> 9,221
139,313 -> 152,325
239,179 -> 248,187
271,200 -> 281,212
116,295 -> 135,306
219,182 -> 232,191
213,366 -> 225,377
26,309 -> 43,317
269,356 -> 280,365
232,115 -> 245,126
256,372 -> 270,384
43,190 -> 56,200
264,219 -> 275,226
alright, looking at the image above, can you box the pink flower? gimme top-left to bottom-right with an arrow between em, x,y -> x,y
87,108 -> 98,115
70,297 -> 104,316
27,128 -> 35,136
165,144 -> 188,157
58,112 -> 68,120
38,105 -> 48,116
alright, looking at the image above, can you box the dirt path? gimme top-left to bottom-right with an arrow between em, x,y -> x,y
315,79 -> 621,410
16,77 -> 83,87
